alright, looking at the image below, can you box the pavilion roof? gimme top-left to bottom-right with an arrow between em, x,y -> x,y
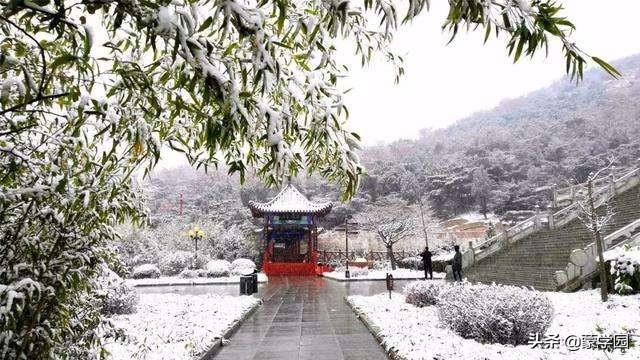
248,184 -> 332,218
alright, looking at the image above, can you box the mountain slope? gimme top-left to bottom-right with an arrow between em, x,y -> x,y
359,54 -> 640,218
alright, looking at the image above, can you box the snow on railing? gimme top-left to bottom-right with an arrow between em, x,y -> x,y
467,166 -> 640,269
553,167 -> 640,208
554,217 -> 640,290
471,214 -> 543,264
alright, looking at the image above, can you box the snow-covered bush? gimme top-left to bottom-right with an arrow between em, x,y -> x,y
158,250 -> 194,275
397,256 -> 423,270
209,225 -> 259,262
178,269 -> 198,278
437,283 -> 553,345
206,260 -> 231,277
97,265 -> 139,315
230,258 -> 256,275
351,266 -> 369,277
610,249 -> 640,295
194,269 -> 208,277
131,264 -> 161,279
373,260 -> 391,270
403,281 -> 449,307
114,224 -> 162,271
194,254 -> 212,270
335,265 -> 369,277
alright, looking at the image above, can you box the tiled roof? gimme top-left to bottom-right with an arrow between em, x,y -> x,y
248,184 -> 332,217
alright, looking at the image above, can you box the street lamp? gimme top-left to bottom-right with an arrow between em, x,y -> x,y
188,226 -> 205,268
342,217 -> 359,279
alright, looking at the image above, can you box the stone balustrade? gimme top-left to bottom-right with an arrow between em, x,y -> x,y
554,218 -> 640,290
468,167 -> 640,271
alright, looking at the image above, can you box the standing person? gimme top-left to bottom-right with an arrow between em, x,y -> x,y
452,245 -> 462,281
420,247 -> 433,280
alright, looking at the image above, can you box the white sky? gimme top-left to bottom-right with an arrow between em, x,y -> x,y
341,0 -> 640,145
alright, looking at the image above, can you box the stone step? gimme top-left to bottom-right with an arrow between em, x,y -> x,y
466,183 -> 640,290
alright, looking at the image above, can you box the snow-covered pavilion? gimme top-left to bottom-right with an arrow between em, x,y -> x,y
248,184 -> 332,276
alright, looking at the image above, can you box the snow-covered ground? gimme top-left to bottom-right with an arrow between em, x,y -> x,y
323,268 -> 444,281
457,211 -> 499,223
348,289 -> 640,360
105,293 -> 260,360
126,273 -> 268,287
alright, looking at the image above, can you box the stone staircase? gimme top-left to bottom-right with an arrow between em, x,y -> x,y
464,169 -> 640,291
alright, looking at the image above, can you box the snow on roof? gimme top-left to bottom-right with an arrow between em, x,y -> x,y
248,184 -> 332,217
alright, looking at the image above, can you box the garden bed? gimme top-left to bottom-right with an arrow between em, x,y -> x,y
126,273 -> 268,287
105,293 -> 260,359
347,289 -> 640,360
322,268 -> 444,281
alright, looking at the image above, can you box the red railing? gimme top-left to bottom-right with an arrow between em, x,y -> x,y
261,248 -> 319,276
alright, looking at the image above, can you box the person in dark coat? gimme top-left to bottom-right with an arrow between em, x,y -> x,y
420,247 -> 433,280
452,245 -> 462,281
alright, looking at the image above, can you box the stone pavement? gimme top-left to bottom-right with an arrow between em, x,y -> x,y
213,276 -> 407,360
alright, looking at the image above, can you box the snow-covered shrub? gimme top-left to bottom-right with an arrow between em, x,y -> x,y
194,254 -> 212,270
437,283 -> 553,345
351,266 -> 369,277
97,265 -> 139,315
208,225 -> 259,262
178,269 -> 198,278
403,281 -> 449,307
158,250 -> 194,275
397,256 -> 423,270
373,260 -> 391,270
610,250 -> 640,295
196,269 -> 209,277
206,259 -> 231,277
114,224 -> 162,271
230,258 -> 256,275
131,263 -> 161,279
335,265 -> 369,277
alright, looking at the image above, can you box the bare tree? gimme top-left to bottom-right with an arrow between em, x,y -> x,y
360,198 -> 418,270
575,168 -> 615,302
416,197 -> 440,249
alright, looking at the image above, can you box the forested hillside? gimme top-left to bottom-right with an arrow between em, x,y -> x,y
358,54 -> 640,218
142,54 -> 640,237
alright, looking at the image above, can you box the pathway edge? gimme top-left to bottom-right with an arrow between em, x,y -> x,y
199,298 -> 262,360
345,296 -> 409,360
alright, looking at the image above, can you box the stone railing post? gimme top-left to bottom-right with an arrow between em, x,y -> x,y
570,186 -> 575,204
501,222 -> 509,249
610,173 -> 617,195
547,205 -> 555,229
551,183 -> 557,208
534,205 -> 541,229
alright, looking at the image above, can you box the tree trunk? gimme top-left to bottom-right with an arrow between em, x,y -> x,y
587,180 -> 609,302
387,245 -> 396,270
418,197 -> 429,248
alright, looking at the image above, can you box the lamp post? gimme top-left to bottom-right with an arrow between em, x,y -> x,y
341,216 -> 359,279
188,226 -> 205,268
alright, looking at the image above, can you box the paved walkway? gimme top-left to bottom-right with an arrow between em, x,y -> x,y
213,276 -> 409,360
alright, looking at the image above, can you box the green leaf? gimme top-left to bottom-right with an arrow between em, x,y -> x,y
50,54 -> 78,69
223,42 -> 238,57
592,57 -> 622,78
198,16 -> 213,32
